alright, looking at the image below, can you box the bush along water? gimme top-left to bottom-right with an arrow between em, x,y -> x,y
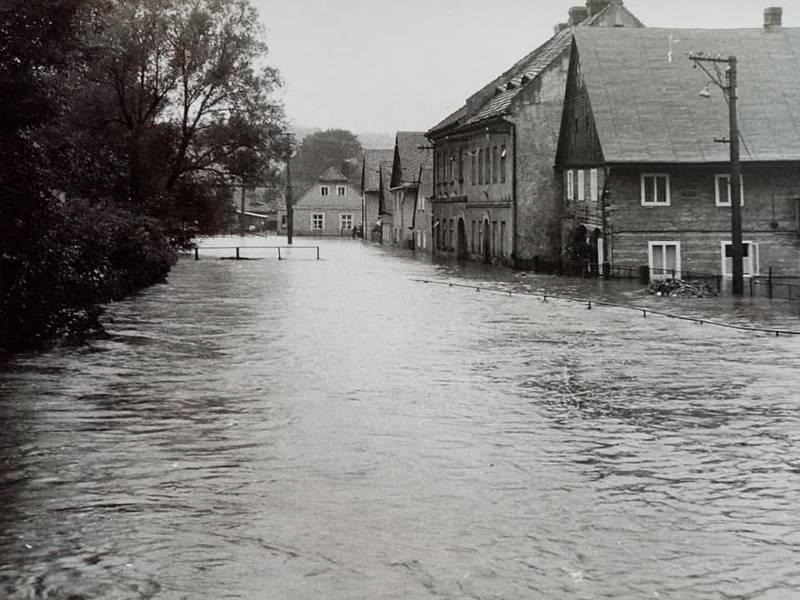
0,198 -> 176,353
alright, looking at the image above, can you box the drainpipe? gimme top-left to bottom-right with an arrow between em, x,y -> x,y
510,122 -> 518,266
431,139 -> 437,255
601,166 -> 610,262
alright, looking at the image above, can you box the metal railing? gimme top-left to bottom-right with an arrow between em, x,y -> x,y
192,246 -> 320,260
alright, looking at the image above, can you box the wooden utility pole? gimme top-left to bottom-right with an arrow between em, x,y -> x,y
240,182 -> 246,237
285,146 -> 294,245
727,57 -> 744,295
689,53 -> 744,295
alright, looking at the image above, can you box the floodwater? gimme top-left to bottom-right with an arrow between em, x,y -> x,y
2,235 -> 800,599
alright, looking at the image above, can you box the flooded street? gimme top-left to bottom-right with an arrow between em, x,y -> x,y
2,236 -> 800,599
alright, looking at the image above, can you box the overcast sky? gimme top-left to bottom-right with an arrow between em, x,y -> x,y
253,1 -> 796,134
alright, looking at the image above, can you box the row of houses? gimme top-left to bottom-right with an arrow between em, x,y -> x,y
288,1 -> 800,282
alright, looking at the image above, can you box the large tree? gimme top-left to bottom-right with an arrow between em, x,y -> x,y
0,0 -> 287,350
72,0 -> 287,227
291,129 -> 363,195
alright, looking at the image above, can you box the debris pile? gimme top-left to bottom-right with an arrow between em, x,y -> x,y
646,279 -> 717,298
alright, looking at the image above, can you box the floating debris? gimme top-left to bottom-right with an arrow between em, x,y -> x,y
646,279 -> 717,298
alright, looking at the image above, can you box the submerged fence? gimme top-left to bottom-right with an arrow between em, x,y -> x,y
191,245 -> 320,260
412,278 -> 800,337
532,257 -> 800,301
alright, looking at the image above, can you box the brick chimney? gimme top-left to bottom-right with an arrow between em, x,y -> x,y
764,7 -> 782,31
586,0 -> 613,17
569,6 -> 589,25
553,22 -> 570,35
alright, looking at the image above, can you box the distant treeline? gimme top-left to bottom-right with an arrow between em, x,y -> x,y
0,0 -> 287,351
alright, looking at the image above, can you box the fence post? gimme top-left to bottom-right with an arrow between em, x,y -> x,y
769,267 -> 773,299
316,246 -> 320,260
194,247 -> 199,260
236,247 -> 240,260
278,247 -> 281,261
749,277 -> 753,297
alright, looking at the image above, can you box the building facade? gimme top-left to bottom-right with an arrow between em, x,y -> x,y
360,149 -> 394,242
388,132 -> 433,251
278,167 -> 362,237
556,15 -> 800,280
427,0 -> 642,268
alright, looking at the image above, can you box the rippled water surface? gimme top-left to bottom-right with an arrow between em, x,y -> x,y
2,236 -> 800,599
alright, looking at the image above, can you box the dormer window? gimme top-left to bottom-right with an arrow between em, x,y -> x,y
337,185 -> 346,196
320,186 -> 329,196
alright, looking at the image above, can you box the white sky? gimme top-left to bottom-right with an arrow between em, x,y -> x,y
253,1 -> 796,134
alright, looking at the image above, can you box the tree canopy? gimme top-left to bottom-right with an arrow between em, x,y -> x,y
0,0 -> 287,350
291,129 -> 363,195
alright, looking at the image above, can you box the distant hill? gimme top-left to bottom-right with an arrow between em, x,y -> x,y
290,126 -> 393,150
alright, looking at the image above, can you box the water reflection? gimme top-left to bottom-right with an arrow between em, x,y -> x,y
1,236 -> 799,599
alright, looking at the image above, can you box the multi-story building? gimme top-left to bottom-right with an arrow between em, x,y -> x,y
556,10 -> 800,280
427,0 -> 642,267
278,167 -> 362,237
360,149 -> 393,242
388,132 -> 433,251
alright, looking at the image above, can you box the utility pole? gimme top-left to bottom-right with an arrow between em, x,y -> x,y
285,141 -> 294,245
689,53 -> 744,295
727,57 -> 744,295
240,181 -> 246,237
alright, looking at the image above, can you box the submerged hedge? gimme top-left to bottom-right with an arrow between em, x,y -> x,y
0,197 -> 177,352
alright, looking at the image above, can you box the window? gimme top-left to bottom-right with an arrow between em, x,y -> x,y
281,214 -> 287,227
500,145 -> 507,183
492,146 -> 498,184
422,231 -> 427,249
715,174 -> 744,207
471,152 -> 476,185
320,186 -> 329,196
311,213 -> 324,231
590,168 -> 598,202
340,213 -> 353,230
641,174 -> 670,206
337,186 -> 346,196
478,150 -> 484,185
492,221 -> 498,256
500,221 -> 506,257
649,241 -> 681,280
721,241 -> 759,277
458,149 -> 464,182
485,147 -> 491,183
418,195 -> 425,212
577,170 -> 585,202
567,170 -> 574,201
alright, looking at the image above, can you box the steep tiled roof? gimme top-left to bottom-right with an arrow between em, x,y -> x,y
317,166 -> 349,182
428,1 -> 641,137
392,132 -> 432,188
362,149 -> 394,192
575,27 -> 800,163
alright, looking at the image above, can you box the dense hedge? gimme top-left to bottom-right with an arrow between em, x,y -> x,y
0,197 -> 176,352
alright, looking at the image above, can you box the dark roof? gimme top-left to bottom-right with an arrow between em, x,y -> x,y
428,1 -> 642,137
392,132 -> 432,189
362,149 -> 394,192
575,26 -> 800,163
317,166 -> 349,182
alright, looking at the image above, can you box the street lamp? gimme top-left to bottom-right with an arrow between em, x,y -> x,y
689,52 -> 744,296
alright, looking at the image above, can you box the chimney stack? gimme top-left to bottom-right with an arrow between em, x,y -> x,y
586,0 -> 613,17
569,6 -> 589,25
764,7 -> 783,31
553,22 -> 570,35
